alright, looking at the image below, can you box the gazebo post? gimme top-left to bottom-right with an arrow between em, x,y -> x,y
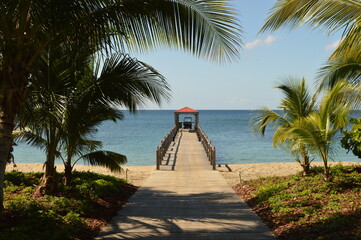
174,113 -> 178,128
195,113 -> 199,128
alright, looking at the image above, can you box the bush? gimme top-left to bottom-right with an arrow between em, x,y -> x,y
5,171 -> 41,186
3,170 -> 130,240
5,196 -> 44,216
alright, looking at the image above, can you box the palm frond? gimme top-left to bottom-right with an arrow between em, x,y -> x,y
250,107 -> 287,136
80,53 -> 171,111
276,77 -> 315,118
79,151 -> 127,173
13,128 -> 48,151
318,45 -> 361,89
108,0 -> 243,62
261,0 -> 361,60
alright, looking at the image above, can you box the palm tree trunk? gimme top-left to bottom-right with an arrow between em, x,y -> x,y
300,152 -> 311,176
323,157 -> 331,181
64,161 -> 73,186
0,110 -> 15,210
35,159 -> 58,196
35,128 -> 58,196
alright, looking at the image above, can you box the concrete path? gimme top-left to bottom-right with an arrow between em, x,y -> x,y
97,130 -> 275,240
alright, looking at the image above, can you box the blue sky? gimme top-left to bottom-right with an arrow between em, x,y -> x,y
136,0 -> 342,110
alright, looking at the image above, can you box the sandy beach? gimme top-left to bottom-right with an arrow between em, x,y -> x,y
6,161 -> 360,187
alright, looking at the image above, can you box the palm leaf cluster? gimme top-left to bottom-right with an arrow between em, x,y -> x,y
261,0 -> 361,89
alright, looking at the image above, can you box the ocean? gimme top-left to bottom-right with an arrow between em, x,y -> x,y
13,110 -> 360,166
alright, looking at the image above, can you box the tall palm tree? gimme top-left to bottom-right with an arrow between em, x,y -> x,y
0,0 -> 242,208
251,78 -> 316,176
283,81 -> 360,181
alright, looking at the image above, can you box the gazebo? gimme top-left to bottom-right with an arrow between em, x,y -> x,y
174,107 -> 199,129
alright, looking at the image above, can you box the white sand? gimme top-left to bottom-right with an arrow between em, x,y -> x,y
218,162 -> 360,186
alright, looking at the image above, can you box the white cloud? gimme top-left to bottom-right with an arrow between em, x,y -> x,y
325,39 -> 341,51
245,35 -> 280,49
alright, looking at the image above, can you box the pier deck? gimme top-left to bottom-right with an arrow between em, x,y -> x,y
97,130 -> 274,239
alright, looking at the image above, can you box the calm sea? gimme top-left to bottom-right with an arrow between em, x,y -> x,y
13,110 -> 361,166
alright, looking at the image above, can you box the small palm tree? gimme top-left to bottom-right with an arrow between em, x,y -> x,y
17,52 -> 170,194
283,81 -> 361,181
251,77 -> 316,176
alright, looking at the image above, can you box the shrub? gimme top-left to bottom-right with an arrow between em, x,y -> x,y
5,196 -> 43,216
5,171 -> 41,186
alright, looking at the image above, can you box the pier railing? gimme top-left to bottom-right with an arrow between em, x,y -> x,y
156,126 -> 178,170
195,126 -> 216,170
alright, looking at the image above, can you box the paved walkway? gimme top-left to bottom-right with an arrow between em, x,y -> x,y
97,130 -> 275,239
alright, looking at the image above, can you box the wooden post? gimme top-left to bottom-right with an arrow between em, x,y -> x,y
156,146 -> 160,170
212,146 -> 216,170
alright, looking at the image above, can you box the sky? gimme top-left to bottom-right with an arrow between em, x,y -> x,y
135,0 -> 343,110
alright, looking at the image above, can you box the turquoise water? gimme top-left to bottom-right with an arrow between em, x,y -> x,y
13,110 -> 360,166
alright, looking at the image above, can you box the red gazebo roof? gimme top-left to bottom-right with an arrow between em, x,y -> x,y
174,107 -> 199,113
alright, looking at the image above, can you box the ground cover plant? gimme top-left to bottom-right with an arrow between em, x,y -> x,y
234,164 -> 361,240
0,171 -> 137,240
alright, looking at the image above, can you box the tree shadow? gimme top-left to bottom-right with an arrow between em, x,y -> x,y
96,188 -> 275,239
275,210 -> 361,240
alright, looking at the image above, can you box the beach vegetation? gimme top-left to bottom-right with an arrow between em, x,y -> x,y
282,81 -> 361,181
341,117 -> 361,159
251,77 -> 316,176
252,79 -> 361,181
1,170 -> 137,239
234,164 -> 361,239
0,0 -> 242,209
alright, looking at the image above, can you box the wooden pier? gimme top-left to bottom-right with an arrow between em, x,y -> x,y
97,107 -> 274,239
156,107 -> 216,170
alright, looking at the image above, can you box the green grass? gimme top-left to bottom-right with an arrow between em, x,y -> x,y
235,164 -> 361,240
1,171 -> 133,240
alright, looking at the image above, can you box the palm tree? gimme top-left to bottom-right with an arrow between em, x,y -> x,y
17,51 -> 170,194
283,81 -> 361,181
251,77 -> 316,176
0,0 -> 242,208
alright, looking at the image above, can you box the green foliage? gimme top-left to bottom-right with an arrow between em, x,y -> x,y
341,118 -> 361,159
4,171 -> 41,186
5,195 -> 44,216
68,171 -> 126,198
245,165 -> 361,239
63,212 -> 87,229
3,171 -> 128,239
251,78 -> 315,176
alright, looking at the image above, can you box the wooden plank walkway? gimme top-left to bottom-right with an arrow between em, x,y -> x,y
97,130 -> 274,239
